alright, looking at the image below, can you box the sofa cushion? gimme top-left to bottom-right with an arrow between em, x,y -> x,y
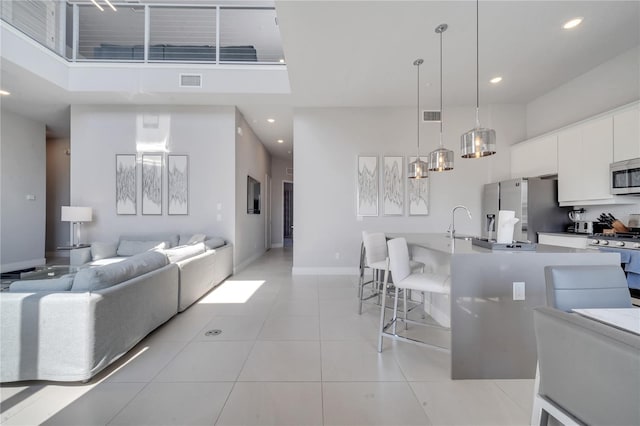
71,250 -> 169,292
117,240 -> 168,257
178,233 -> 207,246
163,243 -> 206,263
9,275 -> 74,292
91,241 -> 118,260
204,237 -> 225,250
119,233 -> 180,248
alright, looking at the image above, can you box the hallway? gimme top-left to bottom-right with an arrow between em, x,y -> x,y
0,248 -> 532,425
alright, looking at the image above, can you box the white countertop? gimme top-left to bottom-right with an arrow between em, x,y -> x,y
538,232 -> 589,238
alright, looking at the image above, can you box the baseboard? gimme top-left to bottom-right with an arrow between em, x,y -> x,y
1,258 -> 46,274
270,243 -> 284,248
233,251 -> 265,274
291,266 -> 359,276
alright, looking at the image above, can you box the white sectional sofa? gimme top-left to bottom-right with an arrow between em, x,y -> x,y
0,233 -> 233,383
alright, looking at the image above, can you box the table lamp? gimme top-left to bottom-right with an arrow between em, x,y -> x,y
61,206 -> 92,247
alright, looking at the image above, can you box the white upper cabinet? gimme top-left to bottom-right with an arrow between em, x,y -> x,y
510,134 -> 558,178
613,104 -> 640,162
558,116 -> 614,205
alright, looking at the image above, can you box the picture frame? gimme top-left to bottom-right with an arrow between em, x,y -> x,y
357,155 -> 378,216
168,155 -> 189,215
383,156 -> 404,216
142,154 -> 163,215
407,156 -> 429,216
115,154 -> 137,215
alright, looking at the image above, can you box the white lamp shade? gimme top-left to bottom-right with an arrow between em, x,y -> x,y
61,206 -> 92,222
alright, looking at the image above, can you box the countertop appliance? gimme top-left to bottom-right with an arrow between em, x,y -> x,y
481,178 -> 570,243
610,158 -> 640,195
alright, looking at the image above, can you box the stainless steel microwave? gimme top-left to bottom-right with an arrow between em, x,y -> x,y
611,159 -> 640,194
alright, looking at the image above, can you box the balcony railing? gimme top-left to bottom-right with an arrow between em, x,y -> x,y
1,1 -> 285,65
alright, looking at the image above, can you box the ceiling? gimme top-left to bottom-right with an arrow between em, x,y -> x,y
1,0 -> 639,159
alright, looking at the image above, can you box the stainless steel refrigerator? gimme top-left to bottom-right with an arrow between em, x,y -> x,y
481,178 -> 570,242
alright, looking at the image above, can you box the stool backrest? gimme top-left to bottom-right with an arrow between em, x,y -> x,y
362,231 -> 387,266
544,265 -> 632,312
387,238 -> 411,283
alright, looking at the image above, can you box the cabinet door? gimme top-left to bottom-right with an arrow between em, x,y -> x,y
557,126 -> 583,202
582,116 -> 613,200
510,135 -> 558,178
613,105 -> 640,162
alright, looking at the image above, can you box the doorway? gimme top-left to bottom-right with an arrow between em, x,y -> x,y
283,181 -> 293,248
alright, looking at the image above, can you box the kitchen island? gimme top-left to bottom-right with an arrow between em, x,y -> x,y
391,233 -> 621,380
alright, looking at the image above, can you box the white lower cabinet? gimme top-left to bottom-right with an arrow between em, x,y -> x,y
557,116 -> 614,205
538,233 -> 588,249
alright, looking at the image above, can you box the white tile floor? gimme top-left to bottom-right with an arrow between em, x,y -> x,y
0,248 -> 533,425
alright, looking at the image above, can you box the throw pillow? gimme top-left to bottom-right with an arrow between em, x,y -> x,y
204,237 -> 225,250
187,233 -> 207,245
163,243 -> 206,263
91,241 -> 118,260
117,240 -> 168,256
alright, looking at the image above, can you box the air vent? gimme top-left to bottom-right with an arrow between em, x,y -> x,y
286,167 -> 293,175
179,74 -> 202,88
423,110 -> 441,122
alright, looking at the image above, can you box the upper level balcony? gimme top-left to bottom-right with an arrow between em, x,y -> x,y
1,0 -> 285,65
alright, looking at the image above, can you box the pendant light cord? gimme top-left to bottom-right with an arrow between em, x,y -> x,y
439,27 -> 443,148
475,0 -> 480,127
416,60 -> 421,159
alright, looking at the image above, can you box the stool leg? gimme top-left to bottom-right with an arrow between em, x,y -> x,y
403,289 -> 408,330
377,261 -> 390,352
392,286 -> 399,335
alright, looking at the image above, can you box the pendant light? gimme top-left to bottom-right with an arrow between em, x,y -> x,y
428,23 -> 454,172
461,0 -> 496,158
408,59 -> 429,179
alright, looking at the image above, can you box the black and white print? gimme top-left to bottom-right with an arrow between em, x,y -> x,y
116,154 -> 136,215
383,156 -> 403,215
142,154 -> 162,215
357,156 -> 378,216
168,155 -> 188,215
408,156 -> 429,215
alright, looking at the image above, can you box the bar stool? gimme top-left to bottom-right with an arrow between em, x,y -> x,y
358,232 -> 424,314
377,237 -> 450,352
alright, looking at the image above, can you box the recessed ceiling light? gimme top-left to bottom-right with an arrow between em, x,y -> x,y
0,90 -> 10,96
563,17 -> 583,30
279,59 -> 285,64
267,118 -> 275,123
277,139 -> 284,144
490,76 -> 502,84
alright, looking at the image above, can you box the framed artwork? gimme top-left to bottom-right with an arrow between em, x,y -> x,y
408,156 -> 429,216
383,156 -> 404,215
142,154 -> 162,215
115,154 -> 136,215
168,155 -> 189,215
357,155 -> 378,216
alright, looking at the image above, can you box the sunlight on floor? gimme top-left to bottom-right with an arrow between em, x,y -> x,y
198,280 -> 265,304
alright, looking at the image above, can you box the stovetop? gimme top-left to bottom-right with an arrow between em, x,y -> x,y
589,232 -> 640,249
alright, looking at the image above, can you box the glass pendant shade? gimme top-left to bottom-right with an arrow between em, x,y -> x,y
460,127 -> 496,158
408,157 -> 429,179
428,147 -> 454,171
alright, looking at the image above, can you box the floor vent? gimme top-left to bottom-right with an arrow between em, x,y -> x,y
180,73 -> 202,88
423,110 -> 441,122
205,329 -> 222,336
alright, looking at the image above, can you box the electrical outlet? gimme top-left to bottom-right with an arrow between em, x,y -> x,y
335,252 -> 340,260
25,194 -> 36,201
513,281 -> 525,301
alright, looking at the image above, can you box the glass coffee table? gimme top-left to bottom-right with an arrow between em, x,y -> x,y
19,265 -> 79,280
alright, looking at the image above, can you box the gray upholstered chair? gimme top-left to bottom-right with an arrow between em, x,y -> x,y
544,264 -> 632,312
532,306 -> 640,426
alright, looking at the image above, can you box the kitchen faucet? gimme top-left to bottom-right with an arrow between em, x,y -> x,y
450,205 -> 472,240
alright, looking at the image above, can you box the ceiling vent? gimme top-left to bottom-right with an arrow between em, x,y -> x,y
179,74 -> 202,88
423,110 -> 441,122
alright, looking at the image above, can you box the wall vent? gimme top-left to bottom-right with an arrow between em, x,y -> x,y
286,167 -> 293,176
423,110 -> 441,122
179,73 -> 202,88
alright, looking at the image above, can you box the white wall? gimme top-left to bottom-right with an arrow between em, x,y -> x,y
292,105 -> 526,274
70,105 -> 236,246
1,110 -> 47,272
270,156 -> 293,247
234,109 -> 271,270
45,137 -> 70,255
526,46 -> 640,139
